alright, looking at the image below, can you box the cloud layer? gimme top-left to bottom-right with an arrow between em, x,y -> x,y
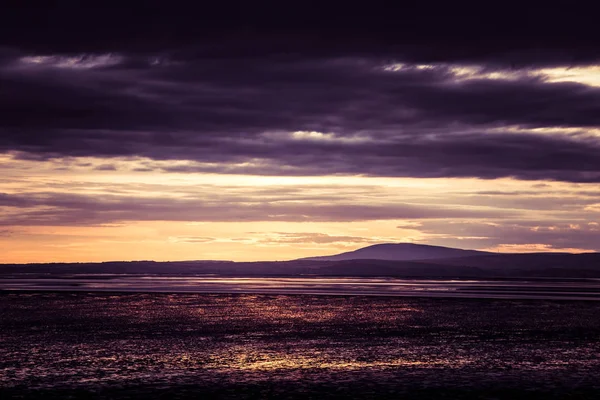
1,4 -> 599,261
1,52 -> 599,182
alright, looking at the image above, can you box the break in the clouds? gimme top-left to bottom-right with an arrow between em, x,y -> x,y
0,3 -> 599,261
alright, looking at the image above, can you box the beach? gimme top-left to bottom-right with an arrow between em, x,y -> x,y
2,292 -> 600,399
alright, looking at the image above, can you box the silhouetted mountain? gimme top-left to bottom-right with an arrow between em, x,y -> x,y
1,250 -> 599,279
300,243 -> 490,262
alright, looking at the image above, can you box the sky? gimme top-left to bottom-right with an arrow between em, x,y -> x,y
1,3 -> 599,262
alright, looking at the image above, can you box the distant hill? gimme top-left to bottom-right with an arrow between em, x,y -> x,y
1,247 -> 599,279
299,243 -> 491,262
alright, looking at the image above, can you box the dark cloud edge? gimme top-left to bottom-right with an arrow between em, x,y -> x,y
2,2 -> 599,66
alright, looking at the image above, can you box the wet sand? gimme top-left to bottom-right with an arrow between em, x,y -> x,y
3,276 -> 600,300
1,293 -> 600,399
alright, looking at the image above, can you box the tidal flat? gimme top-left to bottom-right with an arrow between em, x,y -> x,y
1,292 -> 600,399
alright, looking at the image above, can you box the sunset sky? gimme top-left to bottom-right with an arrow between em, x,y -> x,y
1,3 -> 599,262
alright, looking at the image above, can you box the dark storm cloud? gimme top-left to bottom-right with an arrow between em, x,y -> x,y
1,54 -> 600,181
0,191 -> 517,226
147,135 -> 600,182
1,3 -> 599,182
403,78 -> 600,128
4,57 -> 600,132
1,2 -> 598,66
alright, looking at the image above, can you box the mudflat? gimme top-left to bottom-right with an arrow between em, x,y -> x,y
1,293 -> 600,399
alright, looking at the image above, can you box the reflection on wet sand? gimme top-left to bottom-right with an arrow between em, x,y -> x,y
3,276 -> 600,300
2,292 -> 600,399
